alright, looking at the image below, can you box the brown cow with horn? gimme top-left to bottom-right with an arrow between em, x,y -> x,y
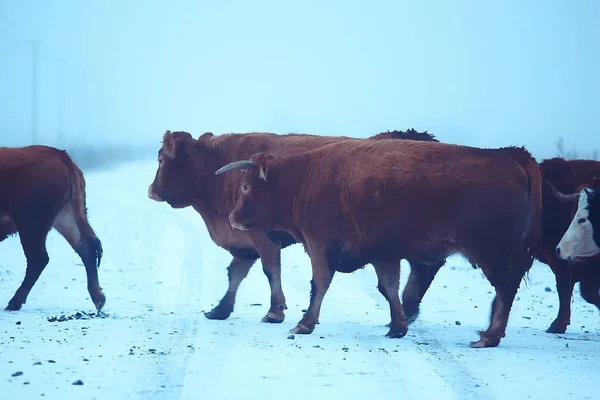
1,145 -> 105,311
147,129 -> 439,324
217,139 -> 543,348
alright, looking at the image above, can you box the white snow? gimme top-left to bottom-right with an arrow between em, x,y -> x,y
1,159 -> 599,400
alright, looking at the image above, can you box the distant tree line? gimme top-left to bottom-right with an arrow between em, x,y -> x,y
556,137 -> 599,160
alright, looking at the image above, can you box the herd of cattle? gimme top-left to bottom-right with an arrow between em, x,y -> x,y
1,129 -> 599,348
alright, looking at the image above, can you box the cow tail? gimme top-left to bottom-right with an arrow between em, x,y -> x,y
522,157 -> 543,250
57,150 -> 103,268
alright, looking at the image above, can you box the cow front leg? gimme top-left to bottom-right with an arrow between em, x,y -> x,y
250,232 -> 287,323
291,251 -> 334,335
546,262 -> 575,333
204,256 -> 256,320
373,260 -> 408,338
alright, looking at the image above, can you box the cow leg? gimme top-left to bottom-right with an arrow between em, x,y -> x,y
401,260 -> 445,324
6,229 -> 50,311
546,262 -> 575,333
373,261 -> 408,338
470,277 -> 520,348
471,248 -> 532,348
579,278 -> 600,310
204,256 -> 256,320
54,204 -> 105,311
250,232 -> 287,323
291,251 -> 334,335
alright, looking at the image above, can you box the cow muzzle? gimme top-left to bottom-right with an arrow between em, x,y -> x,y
228,212 -> 249,231
148,185 -> 164,202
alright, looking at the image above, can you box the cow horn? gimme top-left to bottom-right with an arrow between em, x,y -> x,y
545,179 -> 580,203
215,160 -> 257,175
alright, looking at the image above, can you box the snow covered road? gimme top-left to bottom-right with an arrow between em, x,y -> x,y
1,159 -> 599,400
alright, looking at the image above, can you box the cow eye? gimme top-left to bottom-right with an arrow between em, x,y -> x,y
578,218 -> 586,224
242,184 -> 250,193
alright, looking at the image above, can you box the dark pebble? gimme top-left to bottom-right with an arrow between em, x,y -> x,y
33,361 -> 42,366
12,371 -> 23,377
83,358 -> 89,361
545,287 -> 552,292
455,321 -> 461,326
72,380 -> 84,386
249,303 -> 262,307
16,321 -> 21,325
287,334 -> 295,340
48,360 -> 56,364
23,381 -> 29,385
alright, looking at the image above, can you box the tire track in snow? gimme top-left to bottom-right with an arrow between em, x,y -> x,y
350,266 -> 497,400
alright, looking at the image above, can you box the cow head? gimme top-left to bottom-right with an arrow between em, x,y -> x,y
215,153 -> 277,231
148,130 -> 197,208
550,177 -> 600,261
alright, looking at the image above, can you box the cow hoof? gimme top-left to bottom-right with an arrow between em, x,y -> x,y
469,335 -> 500,348
5,299 -> 23,311
290,324 -> 313,335
546,321 -> 567,334
385,325 -> 408,338
261,312 -> 285,323
92,292 -> 106,311
204,306 -> 233,320
406,312 -> 420,325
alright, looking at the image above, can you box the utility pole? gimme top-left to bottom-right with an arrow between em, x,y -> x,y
30,40 -> 39,145
58,57 -> 65,146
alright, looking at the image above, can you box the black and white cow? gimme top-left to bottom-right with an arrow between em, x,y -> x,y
550,177 -> 600,260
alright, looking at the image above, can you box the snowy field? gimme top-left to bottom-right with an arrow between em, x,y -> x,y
1,159 -> 599,400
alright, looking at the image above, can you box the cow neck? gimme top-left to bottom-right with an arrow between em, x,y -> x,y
195,136 -> 249,218
269,155 -> 308,236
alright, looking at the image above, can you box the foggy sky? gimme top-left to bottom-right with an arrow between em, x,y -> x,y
0,0 -> 598,159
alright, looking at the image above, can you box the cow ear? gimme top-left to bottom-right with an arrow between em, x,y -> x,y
162,130 -> 177,159
252,153 -> 275,181
586,187 -> 597,199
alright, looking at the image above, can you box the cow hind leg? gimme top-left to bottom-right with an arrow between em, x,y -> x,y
250,233 -> 288,323
6,229 -> 50,311
401,260 -> 445,325
53,204 -> 105,310
471,251 -> 531,348
204,256 -> 256,320
373,260 -> 408,338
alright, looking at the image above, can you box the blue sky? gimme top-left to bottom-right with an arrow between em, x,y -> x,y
0,0 -> 598,158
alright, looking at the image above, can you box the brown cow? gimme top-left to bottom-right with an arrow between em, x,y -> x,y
217,139 -> 542,348
400,157 -> 600,334
148,129 -> 438,324
0,146 -> 105,311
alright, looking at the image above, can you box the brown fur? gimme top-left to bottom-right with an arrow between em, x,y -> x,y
148,128 -> 437,323
0,145 -> 104,311
226,139 -> 543,348
401,157 -> 600,333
